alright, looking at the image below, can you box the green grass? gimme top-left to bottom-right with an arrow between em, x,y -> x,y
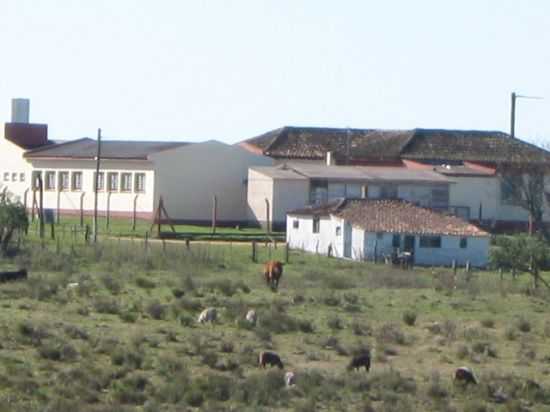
26,214 -> 280,240
0,237 -> 549,411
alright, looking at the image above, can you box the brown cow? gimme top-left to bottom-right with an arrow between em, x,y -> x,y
263,260 -> 283,291
258,351 -> 284,369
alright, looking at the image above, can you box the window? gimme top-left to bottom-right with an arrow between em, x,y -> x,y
32,171 -> 42,189
11,173 -> 17,182
71,172 -> 82,191
121,173 -> 132,192
392,234 -> 401,248
45,171 -> 56,190
419,236 -> 441,248
380,185 -> 398,199
312,217 -> 320,233
3,172 -> 9,181
19,173 -> 25,182
107,173 -> 119,192
431,186 -> 449,208
335,226 -> 341,236
501,175 -> 523,204
59,172 -> 69,191
293,220 -> 299,229
134,173 -> 146,193
460,237 -> 468,249
94,172 -> 105,191
310,179 -> 328,204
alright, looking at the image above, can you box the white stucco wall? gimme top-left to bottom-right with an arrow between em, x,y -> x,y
0,132 -> 34,203
413,235 -> 489,267
27,159 -> 155,218
151,140 -> 272,223
272,180 -> 309,225
286,215 -> 335,255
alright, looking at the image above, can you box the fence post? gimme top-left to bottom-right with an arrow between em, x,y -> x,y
84,224 -> 90,243
50,222 -> 55,240
144,231 -> 149,252
80,192 -> 85,227
133,194 -> 139,231
162,238 -> 166,253
251,241 -> 257,263
212,195 -> 217,234
185,238 -> 190,250
285,242 -> 289,264
452,259 -> 457,290
106,192 -> 111,230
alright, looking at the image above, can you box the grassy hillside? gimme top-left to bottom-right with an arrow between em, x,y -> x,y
0,239 -> 549,411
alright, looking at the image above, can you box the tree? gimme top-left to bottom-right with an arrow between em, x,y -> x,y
491,234 -> 550,290
498,164 -> 547,237
0,193 -> 28,255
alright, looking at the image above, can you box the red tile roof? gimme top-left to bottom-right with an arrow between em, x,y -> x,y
289,199 -> 489,237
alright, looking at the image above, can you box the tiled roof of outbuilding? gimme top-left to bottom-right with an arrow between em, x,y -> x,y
289,199 -> 489,237
240,126 -> 550,165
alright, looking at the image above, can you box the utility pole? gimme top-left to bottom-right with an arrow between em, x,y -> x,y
93,128 -> 102,243
510,92 -> 543,139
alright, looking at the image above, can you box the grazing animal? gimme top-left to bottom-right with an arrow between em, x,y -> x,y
263,260 -> 284,290
0,269 -> 28,283
245,309 -> 257,325
258,351 -> 284,369
285,371 -> 296,387
454,367 -> 477,385
347,352 -> 371,372
197,308 -> 217,324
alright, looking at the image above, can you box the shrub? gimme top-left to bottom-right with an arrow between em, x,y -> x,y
18,320 -> 49,345
201,351 -> 219,369
146,301 -> 167,320
101,274 -> 122,295
471,341 -> 497,358
235,370 -> 286,406
504,327 -> 519,341
352,320 -> 371,336
219,341 -> 234,353
480,318 -> 495,328
136,277 -> 156,289
516,317 -> 532,333
184,388 -> 204,407
111,374 -> 149,405
38,340 -> 78,362
93,297 -> 120,314
63,324 -> 89,340
463,400 -> 489,412
111,347 -> 144,369
327,316 -> 344,331
456,344 -> 469,360
427,372 -> 448,399
320,293 -> 340,306
377,323 -> 408,345
172,287 -> 185,298
120,310 -> 138,323
402,310 -> 417,326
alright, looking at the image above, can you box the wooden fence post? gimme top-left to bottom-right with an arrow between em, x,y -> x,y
285,242 -> 289,264
452,259 -> 457,290
185,238 -> 190,250
80,192 -> 85,227
50,221 -> 55,240
212,195 -> 217,234
132,194 -> 139,231
144,231 -> 149,252
106,192 -> 111,230
251,241 -> 257,263
84,225 -> 90,243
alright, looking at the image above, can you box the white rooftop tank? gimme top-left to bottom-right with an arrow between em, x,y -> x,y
11,98 -> 30,123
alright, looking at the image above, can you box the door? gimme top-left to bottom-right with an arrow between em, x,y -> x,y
343,222 -> 352,258
404,235 -> 415,253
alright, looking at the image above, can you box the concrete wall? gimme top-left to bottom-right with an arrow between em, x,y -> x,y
413,235 -> 489,267
27,159 -> 155,219
286,215 -> 335,255
272,180 -> 309,225
151,140 -> 271,224
0,131 -> 34,203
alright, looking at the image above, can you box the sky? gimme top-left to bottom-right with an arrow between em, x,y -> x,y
1,0 -> 549,145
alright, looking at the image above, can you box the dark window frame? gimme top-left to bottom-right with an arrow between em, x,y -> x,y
419,236 -> 441,248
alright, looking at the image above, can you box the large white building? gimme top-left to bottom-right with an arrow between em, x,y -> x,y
287,199 -> 491,267
241,126 -> 550,232
0,99 -> 272,225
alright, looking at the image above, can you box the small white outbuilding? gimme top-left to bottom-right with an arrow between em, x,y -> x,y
287,199 -> 490,267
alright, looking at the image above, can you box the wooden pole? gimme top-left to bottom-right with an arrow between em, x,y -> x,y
31,189 -> 36,222
251,241 -> 257,263
212,195 -> 217,234
265,198 -> 270,234
93,128 -> 102,243
510,92 -> 516,139
106,192 -> 111,230
132,194 -> 138,231
80,192 -> 85,227
38,174 -> 44,239
56,190 -> 61,224
285,242 -> 289,264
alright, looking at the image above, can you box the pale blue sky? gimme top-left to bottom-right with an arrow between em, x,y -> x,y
1,1 -> 549,144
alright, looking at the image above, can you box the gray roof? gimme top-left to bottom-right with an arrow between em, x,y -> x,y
24,138 -> 190,160
253,164 -> 450,184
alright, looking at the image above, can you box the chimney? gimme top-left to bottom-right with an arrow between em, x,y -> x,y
326,151 -> 333,166
11,98 -> 30,123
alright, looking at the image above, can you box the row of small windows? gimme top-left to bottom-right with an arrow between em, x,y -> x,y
31,171 -> 146,193
2,172 -> 26,182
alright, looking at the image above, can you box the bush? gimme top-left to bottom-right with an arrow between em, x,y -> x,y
172,287 -> 185,298
402,310 -> 417,326
94,297 -> 120,314
327,316 -> 344,331
101,274 -> 123,295
136,277 -> 156,289
516,317 -> 532,333
456,344 -> 469,360
38,340 -> 78,362
377,323 -> 408,345
111,347 -> 144,369
146,301 -> 167,320
480,318 -> 495,328
471,341 -> 497,358
111,374 -> 149,405
63,324 -> 89,340
120,310 -> 138,323
352,320 -> 371,336
426,372 -> 448,399
504,327 -> 518,341
18,320 -> 49,345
